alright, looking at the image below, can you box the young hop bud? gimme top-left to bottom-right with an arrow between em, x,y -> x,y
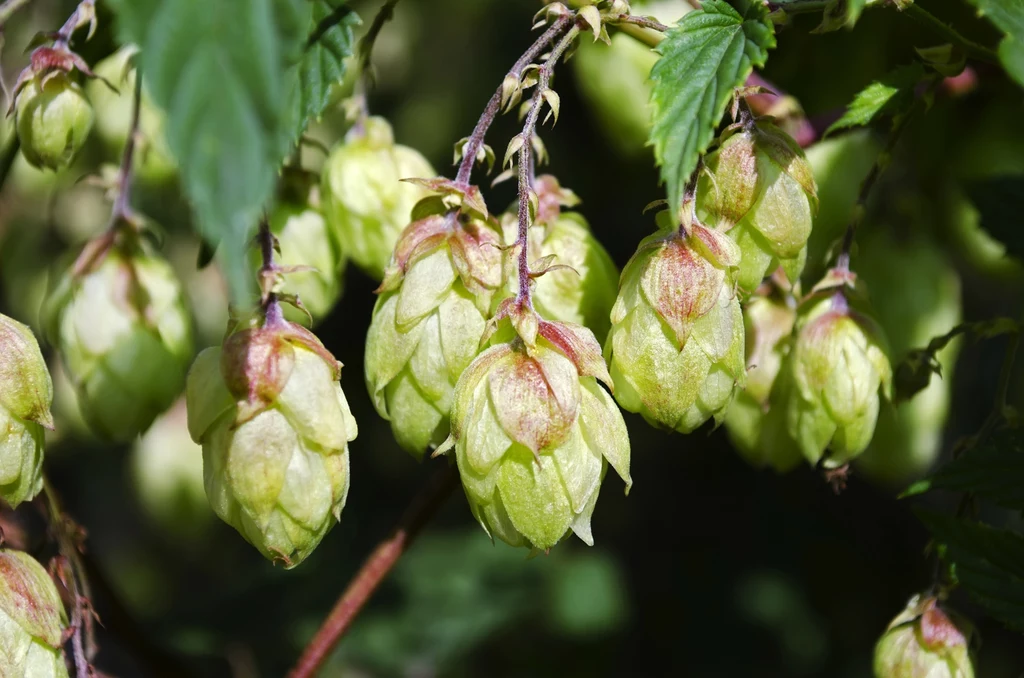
262,202 -> 345,325
322,117 -> 436,280
0,315 -> 54,507
0,549 -> 69,678
186,321 -> 357,567
15,71 -> 94,172
723,286 -> 804,472
438,310 -> 631,551
365,209 -> 503,458
700,117 -> 818,293
605,211 -> 745,433
500,176 -> 619,343
132,398 -> 211,541
88,47 -> 175,183
786,274 -> 892,467
874,595 -> 975,678
43,245 -> 194,442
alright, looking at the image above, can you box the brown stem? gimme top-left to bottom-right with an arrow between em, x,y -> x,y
257,217 -> 285,327
514,25 -> 580,304
454,16 -> 572,186
52,0 -> 93,49
110,69 -> 143,226
287,463 -> 459,678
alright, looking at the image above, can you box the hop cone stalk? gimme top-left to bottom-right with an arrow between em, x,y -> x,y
500,176 -> 619,343
44,243 -> 194,442
0,315 -> 54,507
365,207 -> 503,458
699,117 -> 818,293
786,273 -> 892,467
322,116 -> 435,280
186,320 -> 357,568
874,595 -> 974,678
605,210 -> 745,433
439,309 -> 631,551
15,71 -> 94,172
0,550 -> 69,677
723,282 -> 804,472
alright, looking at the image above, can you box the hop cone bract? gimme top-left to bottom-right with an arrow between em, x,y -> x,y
15,71 -> 93,172
186,320 -> 357,567
874,595 -> 974,678
0,550 -> 68,677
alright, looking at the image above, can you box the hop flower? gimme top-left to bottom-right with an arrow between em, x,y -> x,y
723,283 -> 804,472
43,243 -> 193,441
0,549 -> 69,678
500,176 -> 619,343
874,595 -> 974,678
186,320 -> 357,567
14,71 -> 94,172
699,117 -> 818,292
365,207 -> 503,458
132,398 -> 211,541
87,47 -> 175,183
605,211 -> 745,433
322,117 -> 435,279
262,201 -> 345,325
0,314 -> 54,507
439,308 -> 631,550
786,272 -> 892,467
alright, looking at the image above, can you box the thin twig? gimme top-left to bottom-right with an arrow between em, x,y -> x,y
357,0 -> 400,71
454,16 -> 573,186
257,217 -> 285,327
52,0 -> 93,49
514,25 -> 580,304
287,463 -> 459,678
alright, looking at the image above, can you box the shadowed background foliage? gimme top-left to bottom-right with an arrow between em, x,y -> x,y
0,0 -> 1023,676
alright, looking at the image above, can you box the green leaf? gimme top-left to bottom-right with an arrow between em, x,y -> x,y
903,428 -> 1024,509
826,64 -> 926,136
103,0 -> 159,45
649,0 -> 775,217
916,511 -> 1024,632
810,0 -> 869,33
285,1 -> 360,143
113,0 -> 311,301
965,175 -> 1024,262
965,0 -> 1024,87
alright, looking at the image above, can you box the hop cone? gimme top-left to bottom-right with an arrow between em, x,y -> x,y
365,208 -> 502,458
874,595 -> 974,678
44,244 -> 193,441
439,308 -> 631,550
723,285 -> 804,472
0,315 -> 53,507
186,320 -> 357,567
786,273 -> 892,467
500,176 -> 619,343
322,116 -> 435,279
605,211 -> 745,432
700,118 -> 818,292
15,71 -> 93,172
0,550 -> 68,678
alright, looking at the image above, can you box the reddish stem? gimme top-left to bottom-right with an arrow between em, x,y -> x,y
287,464 -> 458,678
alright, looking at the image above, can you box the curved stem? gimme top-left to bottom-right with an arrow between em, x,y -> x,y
455,16 -> 572,186
287,464 -> 459,678
0,0 -> 32,29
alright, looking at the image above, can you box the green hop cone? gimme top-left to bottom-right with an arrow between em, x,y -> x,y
87,46 -> 176,183
605,211 -> 746,433
723,284 -> 804,472
186,320 -> 357,567
0,315 -> 54,507
132,398 -> 211,541
855,230 -> 962,485
699,118 -> 818,293
500,176 -> 619,343
322,116 -> 435,280
14,71 -> 94,172
365,208 -> 503,458
874,595 -> 974,678
787,273 -> 892,467
260,201 -> 345,325
439,307 -> 631,551
0,550 -> 69,678
43,243 -> 194,442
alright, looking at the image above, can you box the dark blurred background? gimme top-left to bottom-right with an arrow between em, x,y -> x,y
1,0 -> 1023,676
